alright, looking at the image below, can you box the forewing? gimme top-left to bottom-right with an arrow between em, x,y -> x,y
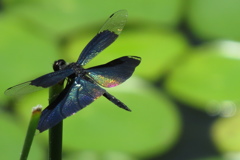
37,77 -> 105,132
99,9 -> 128,35
86,56 -> 141,88
4,68 -> 74,96
4,81 -> 42,96
77,10 -> 128,66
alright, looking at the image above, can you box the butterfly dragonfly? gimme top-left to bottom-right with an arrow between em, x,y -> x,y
5,10 -> 141,132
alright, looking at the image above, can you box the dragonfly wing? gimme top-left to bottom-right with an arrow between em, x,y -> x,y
37,77 -> 105,132
4,81 -> 42,96
4,68 -> 74,96
86,56 -> 141,88
99,10 -> 128,34
77,10 -> 128,66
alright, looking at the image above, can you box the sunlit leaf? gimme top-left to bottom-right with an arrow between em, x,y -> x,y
165,41 -> 240,110
62,78 -> 181,158
6,0 -> 183,38
188,0 -> 240,40
211,112 -> 240,153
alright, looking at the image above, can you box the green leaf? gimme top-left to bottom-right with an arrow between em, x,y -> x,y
165,41 -> 240,110
64,150 -> 137,160
211,112 -> 240,153
6,0 -> 183,38
188,0 -> 240,40
62,78 -> 181,158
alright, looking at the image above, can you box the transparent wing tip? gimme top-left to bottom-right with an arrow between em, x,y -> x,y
100,10 -> 128,35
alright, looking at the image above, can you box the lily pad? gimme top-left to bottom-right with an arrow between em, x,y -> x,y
61,78 -> 181,158
64,150 -> 137,160
188,0 -> 240,40
165,41 -> 240,110
211,112 -> 240,153
6,0 -> 183,39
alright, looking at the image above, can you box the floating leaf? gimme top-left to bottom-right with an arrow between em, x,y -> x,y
62,78 -> 181,158
211,112 -> 240,153
188,0 -> 240,40
165,41 -> 240,110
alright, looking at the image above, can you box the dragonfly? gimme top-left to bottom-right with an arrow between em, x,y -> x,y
5,10 -> 141,132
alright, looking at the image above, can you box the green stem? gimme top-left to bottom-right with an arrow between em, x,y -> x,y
20,105 -> 42,160
48,83 -> 64,160
49,122 -> 63,160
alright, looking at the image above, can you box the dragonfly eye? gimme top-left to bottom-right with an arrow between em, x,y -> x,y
53,59 -> 67,71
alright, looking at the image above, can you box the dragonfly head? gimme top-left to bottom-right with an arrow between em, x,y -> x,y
53,59 -> 67,71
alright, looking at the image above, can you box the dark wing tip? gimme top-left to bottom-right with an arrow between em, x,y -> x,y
126,56 -> 141,66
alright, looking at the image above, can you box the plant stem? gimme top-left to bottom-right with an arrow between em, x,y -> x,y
48,83 -> 64,160
49,122 -> 63,160
20,105 -> 42,160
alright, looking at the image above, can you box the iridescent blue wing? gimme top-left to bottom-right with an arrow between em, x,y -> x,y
4,68 -> 74,96
86,56 -> 141,88
37,76 -> 105,132
77,10 -> 128,66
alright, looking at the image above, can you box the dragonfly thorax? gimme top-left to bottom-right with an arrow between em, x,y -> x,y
67,63 -> 85,77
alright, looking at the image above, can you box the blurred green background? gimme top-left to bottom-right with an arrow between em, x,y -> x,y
1,0 -> 240,160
